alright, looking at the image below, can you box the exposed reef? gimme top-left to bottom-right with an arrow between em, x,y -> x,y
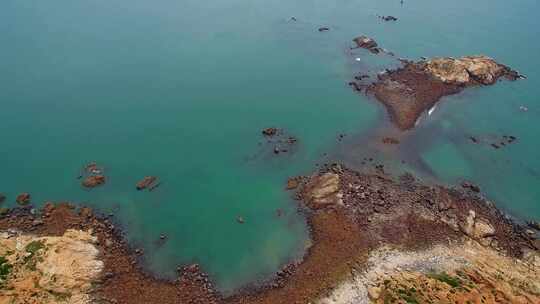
356,55 -> 521,130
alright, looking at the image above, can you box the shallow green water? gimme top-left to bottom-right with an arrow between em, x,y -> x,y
1,0 -> 539,292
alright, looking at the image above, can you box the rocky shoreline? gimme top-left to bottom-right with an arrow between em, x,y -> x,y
1,165 -> 538,304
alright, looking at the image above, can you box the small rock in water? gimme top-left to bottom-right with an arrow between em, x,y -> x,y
237,216 -> 245,224
0,193 -> 6,204
136,176 -> 157,190
16,193 -> 31,205
318,27 -> 330,32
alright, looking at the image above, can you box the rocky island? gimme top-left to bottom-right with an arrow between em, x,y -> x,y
361,55 -> 521,129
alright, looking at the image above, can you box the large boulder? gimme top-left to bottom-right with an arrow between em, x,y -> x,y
304,173 -> 342,209
460,210 -> 495,246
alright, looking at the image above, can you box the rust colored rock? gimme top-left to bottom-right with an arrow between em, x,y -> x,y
136,176 -> 157,190
82,175 -> 106,188
16,193 -> 31,205
382,137 -> 400,145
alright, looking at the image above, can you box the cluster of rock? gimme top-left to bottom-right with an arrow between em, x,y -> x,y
469,134 -> 518,149
261,127 -> 298,155
80,162 -> 106,188
352,35 -> 381,54
378,15 -> 397,21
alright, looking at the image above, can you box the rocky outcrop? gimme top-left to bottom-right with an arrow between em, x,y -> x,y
364,55 -> 520,129
262,127 -> 279,137
304,173 -> 343,209
0,229 -> 103,304
426,56 -> 519,85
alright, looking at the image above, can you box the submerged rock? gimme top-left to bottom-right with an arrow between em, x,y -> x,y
0,193 -> 5,203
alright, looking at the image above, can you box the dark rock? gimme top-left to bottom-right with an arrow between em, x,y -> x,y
527,221 -> 540,231
380,16 -> 398,21
0,193 -> 5,203
318,27 -> 330,32
262,128 -> 278,137
352,35 -> 378,50
461,181 -> 480,193
237,216 -> 245,224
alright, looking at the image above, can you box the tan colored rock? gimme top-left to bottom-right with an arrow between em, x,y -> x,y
367,286 -> 381,300
305,173 -> 342,209
426,55 -> 512,85
0,229 -> 103,304
460,210 -> 495,245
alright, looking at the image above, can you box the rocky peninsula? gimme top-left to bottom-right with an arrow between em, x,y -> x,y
2,165 -> 538,304
360,55 -> 521,130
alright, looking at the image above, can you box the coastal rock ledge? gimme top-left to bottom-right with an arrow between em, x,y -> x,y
365,55 -> 520,129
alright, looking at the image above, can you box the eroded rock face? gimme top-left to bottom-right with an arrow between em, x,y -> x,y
0,229 -> 103,304
426,55 -> 518,85
304,173 -> 343,209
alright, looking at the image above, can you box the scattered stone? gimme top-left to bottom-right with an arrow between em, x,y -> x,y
82,175 -> 106,188
136,176 -> 157,191
16,193 -> 31,205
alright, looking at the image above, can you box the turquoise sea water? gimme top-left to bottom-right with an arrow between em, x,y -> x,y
1,0 -> 539,292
